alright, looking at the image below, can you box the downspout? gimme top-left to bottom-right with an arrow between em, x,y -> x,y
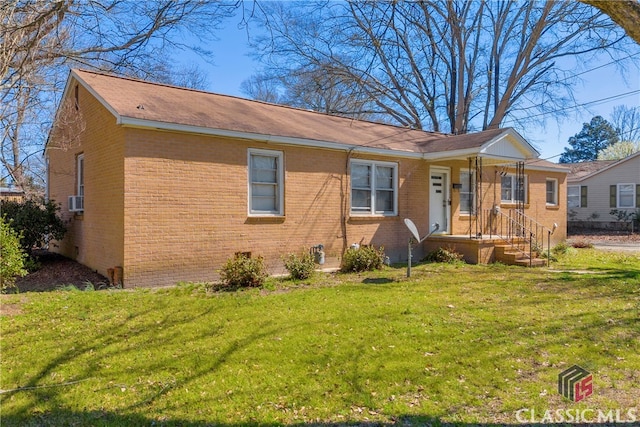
340,147 -> 356,259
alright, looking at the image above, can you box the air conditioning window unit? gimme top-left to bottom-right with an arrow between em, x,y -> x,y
68,195 -> 84,212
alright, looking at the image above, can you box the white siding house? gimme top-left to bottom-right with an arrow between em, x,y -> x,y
566,152 -> 640,230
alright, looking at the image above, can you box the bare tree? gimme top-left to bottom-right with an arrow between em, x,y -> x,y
248,1 -> 636,135
1,0 -> 239,190
241,72 -> 284,104
610,105 -> 640,143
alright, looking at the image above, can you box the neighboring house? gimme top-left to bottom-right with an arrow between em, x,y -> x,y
0,186 -> 25,202
46,70 -> 568,287
566,152 -> 640,230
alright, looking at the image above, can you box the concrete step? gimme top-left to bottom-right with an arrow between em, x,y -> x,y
494,244 -> 546,267
513,258 -> 547,267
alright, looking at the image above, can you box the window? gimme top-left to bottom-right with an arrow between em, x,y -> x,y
69,153 -> 85,212
77,154 -> 84,198
248,149 -> 284,215
501,174 -> 527,204
568,185 -> 588,208
617,183 -> 635,208
567,185 -> 580,208
350,160 -> 397,215
546,179 -> 558,206
460,170 -> 476,214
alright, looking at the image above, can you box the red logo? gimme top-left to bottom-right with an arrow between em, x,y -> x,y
558,365 -> 593,402
573,373 -> 593,402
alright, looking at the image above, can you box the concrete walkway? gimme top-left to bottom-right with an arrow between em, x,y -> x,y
592,242 -> 640,253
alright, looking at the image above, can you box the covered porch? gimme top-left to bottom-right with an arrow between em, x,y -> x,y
420,130 -> 565,266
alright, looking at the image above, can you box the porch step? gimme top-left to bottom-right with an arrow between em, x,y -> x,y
494,245 -> 546,267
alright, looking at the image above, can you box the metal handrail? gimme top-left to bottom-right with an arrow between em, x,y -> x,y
487,208 -> 556,266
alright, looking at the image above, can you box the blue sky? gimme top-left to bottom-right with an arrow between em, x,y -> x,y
183,19 -> 640,162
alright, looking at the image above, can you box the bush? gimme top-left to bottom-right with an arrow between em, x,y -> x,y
1,198 -> 66,254
423,246 -> 464,264
283,252 -> 315,280
219,254 -> 268,288
552,241 -> 571,255
0,217 -> 28,292
341,245 -> 385,273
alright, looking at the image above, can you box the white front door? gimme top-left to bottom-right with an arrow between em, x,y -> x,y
429,168 -> 450,234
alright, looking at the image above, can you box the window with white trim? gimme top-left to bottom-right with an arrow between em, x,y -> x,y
617,183 -> 635,208
248,149 -> 284,215
546,178 -> 558,206
501,174 -> 527,204
350,160 -> 397,215
567,185 -> 580,208
68,153 -> 85,212
460,170 -> 476,214
77,154 -> 84,199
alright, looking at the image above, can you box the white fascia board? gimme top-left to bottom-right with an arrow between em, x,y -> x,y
71,70 -> 121,121
44,70 -> 120,155
118,116 -> 425,159
424,148 -> 482,161
427,150 -> 532,162
525,164 -> 570,173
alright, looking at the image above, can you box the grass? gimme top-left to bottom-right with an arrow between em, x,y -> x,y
0,248 -> 638,426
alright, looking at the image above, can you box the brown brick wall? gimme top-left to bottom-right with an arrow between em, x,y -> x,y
47,81 -> 125,278
121,132 -> 432,287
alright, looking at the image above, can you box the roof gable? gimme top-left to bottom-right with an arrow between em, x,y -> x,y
567,151 -> 640,182
480,132 -> 538,159
65,69 -> 542,162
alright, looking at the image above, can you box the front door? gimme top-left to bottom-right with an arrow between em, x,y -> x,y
429,168 -> 450,234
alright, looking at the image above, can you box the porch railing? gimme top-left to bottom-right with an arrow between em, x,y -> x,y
486,207 -> 557,266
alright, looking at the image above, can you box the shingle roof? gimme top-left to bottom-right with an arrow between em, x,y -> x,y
70,69 -> 543,160
566,151 -> 640,182
565,160 -> 616,180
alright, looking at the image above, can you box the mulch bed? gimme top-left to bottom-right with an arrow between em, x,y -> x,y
567,228 -> 640,244
14,250 -> 109,293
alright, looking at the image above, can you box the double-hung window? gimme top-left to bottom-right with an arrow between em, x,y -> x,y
617,183 -> 635,208
248,149 -> 284,216
501,174 -> 527,204
350,160 -> 397,215
69,153 -> 85,212
567,185 -> 580,208
77,154 -> 84,199
460,170 -> 476,214
568,185 -> 588,208
546,178 -> 558,206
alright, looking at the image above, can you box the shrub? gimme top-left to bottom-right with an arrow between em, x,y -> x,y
219,254 -> 268,288
423,246 -> 464,264
552,241 -> 571,255
283,252 -> 315,280
341,245 -> 385,273
0,217 -> 28,292
1,198 -> 66,254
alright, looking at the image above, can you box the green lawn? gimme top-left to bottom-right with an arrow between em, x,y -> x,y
1,248 -> 638,426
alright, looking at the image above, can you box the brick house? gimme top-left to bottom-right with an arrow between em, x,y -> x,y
46,70 -> 568,287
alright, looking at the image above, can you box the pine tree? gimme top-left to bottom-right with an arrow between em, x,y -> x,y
559,116 -> 619,163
